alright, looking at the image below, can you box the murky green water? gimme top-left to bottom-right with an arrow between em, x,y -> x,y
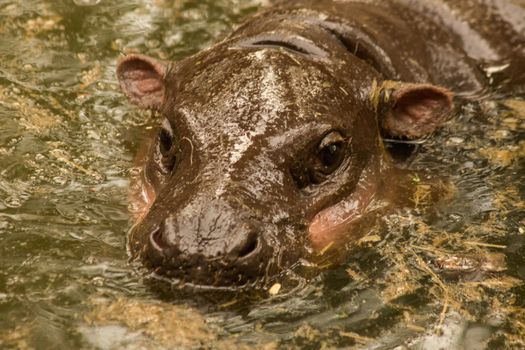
0,1 -> 524,349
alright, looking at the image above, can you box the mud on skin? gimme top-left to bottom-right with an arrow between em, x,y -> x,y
117,0 -> 525,288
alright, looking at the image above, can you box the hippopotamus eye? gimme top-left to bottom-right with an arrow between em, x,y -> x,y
314,131 -> 347,179
290,131 -> 348,189
159,128 -> 172,155
156,120 -> 176,174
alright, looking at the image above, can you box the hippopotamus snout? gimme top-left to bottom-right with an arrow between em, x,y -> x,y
134,197 -> 274,286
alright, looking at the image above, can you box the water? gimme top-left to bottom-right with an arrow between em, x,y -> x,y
0,1 -> 524,349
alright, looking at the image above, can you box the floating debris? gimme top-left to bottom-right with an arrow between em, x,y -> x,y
484,63 -> 510,76
268,283 -> 281,296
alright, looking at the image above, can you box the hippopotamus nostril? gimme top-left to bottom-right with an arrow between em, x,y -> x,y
149,227 -> 168,251
236,231 -> 259,259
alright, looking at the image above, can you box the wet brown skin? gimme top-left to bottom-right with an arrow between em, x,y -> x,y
117,0 -> 524,288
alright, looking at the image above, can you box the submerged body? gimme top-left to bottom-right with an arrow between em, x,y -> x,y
117,0 -> 525,287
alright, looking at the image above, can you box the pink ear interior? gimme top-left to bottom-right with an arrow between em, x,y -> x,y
383,84 -> 453,138
116,54 -> 166,111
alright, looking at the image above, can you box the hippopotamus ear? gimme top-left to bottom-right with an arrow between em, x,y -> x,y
375,81 -> 453,139
116,54 -> 167,111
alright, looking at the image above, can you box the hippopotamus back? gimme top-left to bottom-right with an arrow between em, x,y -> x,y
267,0 -> 525,94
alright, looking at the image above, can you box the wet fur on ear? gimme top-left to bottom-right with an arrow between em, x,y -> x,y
116,54 -> 167,111
372,80 -> 453,139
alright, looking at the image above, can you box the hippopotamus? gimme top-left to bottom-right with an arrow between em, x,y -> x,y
117,0 -> 525,287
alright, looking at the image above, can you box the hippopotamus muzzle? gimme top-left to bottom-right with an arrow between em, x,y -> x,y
117,3 -> 457,288
130,193 -> 298,287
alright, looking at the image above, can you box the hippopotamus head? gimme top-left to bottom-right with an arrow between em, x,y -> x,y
117,23 -> 452,288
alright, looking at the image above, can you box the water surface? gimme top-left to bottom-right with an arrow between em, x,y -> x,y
0,1 -> 524,349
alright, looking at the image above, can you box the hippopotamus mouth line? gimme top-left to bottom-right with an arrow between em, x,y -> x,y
152,263 -> 301,292
148,271 -> 257,292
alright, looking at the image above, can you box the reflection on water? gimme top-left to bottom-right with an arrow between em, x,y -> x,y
0,0 -> 523,349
